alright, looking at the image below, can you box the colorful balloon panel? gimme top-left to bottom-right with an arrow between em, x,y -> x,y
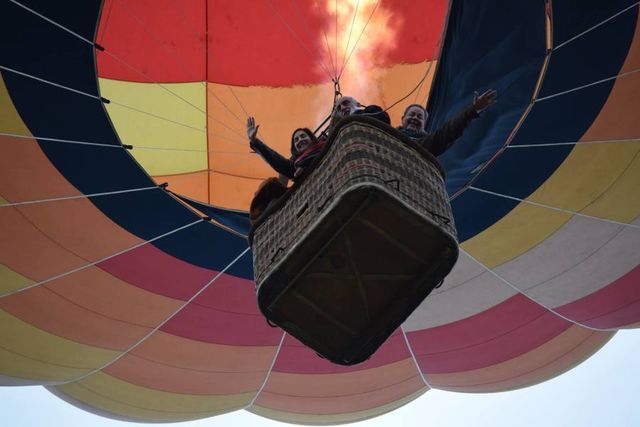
0,0 -> 638,424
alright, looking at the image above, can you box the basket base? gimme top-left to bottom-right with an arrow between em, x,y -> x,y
257,185 -> 458,365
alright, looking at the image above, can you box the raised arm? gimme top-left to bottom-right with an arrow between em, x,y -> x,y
247,117 -> 295,179
421,89 -> 497,157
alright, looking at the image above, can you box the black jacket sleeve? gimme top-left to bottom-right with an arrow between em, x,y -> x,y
354,105 -> 391,125
250,138 -> 295,179
421,106 -> 479,157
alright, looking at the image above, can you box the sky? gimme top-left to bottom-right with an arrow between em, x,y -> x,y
1,329 -> 639,427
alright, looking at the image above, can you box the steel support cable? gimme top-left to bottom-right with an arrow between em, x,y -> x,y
335,0 -> 339,74
338,0 -> 361,76
337,0 -> 381,80
107,100 -> 209,134
459,248 -> 615,332
0,132 -> 123,148
117,0 -> 247,126
265,0 -> 335,80
290,0 -> 336,81
62,246 -> 252,384
100,50 -> 247,141
535,67 -> 640,103
401,326 -> 433,389
554,1 -> 640,51
244,332 -> 287,409
169,0 -> 252,118
97,0 -> 115,44
384,57 -> 438,114
468,186 -> 640,230
0,64 -> 214,136
0,65 -> 103,101
0,219 -> 204,298
0,185 -> 159,208
8,0 -> 246,143
0,131 -> 257,156
451,42 -> 640,199
8,0 -> 97,47
507,138 -> 640,149
322,22 -> 339,77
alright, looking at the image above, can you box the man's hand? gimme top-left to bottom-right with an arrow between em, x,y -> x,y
247,116 -> 260,141
473,89 -> 497,114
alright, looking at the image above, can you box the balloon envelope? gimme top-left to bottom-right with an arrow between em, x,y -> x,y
0,0 -> 638,424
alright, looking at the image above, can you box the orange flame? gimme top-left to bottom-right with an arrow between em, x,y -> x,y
321,0 -> 399,102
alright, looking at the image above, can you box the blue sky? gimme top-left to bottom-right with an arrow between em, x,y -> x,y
2,329 -> 639,427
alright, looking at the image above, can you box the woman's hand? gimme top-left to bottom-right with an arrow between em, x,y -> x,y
473,89 -> 497,114
247,116 -> 260,141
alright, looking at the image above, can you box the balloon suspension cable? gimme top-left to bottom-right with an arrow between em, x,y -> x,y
313,77 -> 343,135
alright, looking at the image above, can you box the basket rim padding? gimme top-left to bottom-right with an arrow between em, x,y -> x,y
248,116 -> 446,243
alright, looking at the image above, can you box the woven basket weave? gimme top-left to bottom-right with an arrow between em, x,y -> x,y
251,119 -> 456,285
250,117 -> 459,365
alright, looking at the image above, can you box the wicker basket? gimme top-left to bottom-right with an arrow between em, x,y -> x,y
250,117 -> 458,365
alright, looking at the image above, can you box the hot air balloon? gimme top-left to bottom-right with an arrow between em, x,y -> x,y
1,0 -> 638,424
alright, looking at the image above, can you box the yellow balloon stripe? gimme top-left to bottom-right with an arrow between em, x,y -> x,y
0,264 -> 32,294
0,309 -> 118,382
581,141 -> 640,222
428,326 -> 613,392
249,387 -> 427,425
463,141 -> 640,268
0,72 -> 32,136
99,78 -> 207,176
54,372 -> 253,422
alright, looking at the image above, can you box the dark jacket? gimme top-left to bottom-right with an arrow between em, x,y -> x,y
354,105 -> 391,125
399,106 -> 479,157
250,138 -> 295,179
250,138 -> 324,180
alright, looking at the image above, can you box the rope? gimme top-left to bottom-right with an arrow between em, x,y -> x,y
337,0 -> 381,80
290,0 -> 335,79
168,0 -> 252,119
339,0 -> 361,77
335,0 -> 339,75
554,1 -> 640,51
507,138 -> 640,149
227,85 -> 250,118
536,67 -> 640,102
0,186 -> 159,208
9,0 -> 247,141
97,0 -> 115,44
383,57 -> 438,114
0,65 -> 232,138
132,145 -> 258,155
0,65 -> 102,101
0,132 -> 121,148
63,246 -> 251,384
101,51 -> 246,140
0,219 -> 203,298
322,27 -> 338,77
0,131 -> 253,155
112,0 -> 244,127
459,248 -> 613,332
468,186 -> 640,229
265,0 -> 335,80
401,326 -> 433,389
8,0 -> 96,46
107,100 -> 208,134
244,331 -> 287,409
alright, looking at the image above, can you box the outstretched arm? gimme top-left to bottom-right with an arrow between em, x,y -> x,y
473,89 -> 497,114
247,117 -> 295,179
421,89 -> 497,157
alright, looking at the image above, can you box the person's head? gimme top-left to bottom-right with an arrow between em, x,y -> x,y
334,96 -> 361,118
290,128 -> 318,156
401,104 -> 428,132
